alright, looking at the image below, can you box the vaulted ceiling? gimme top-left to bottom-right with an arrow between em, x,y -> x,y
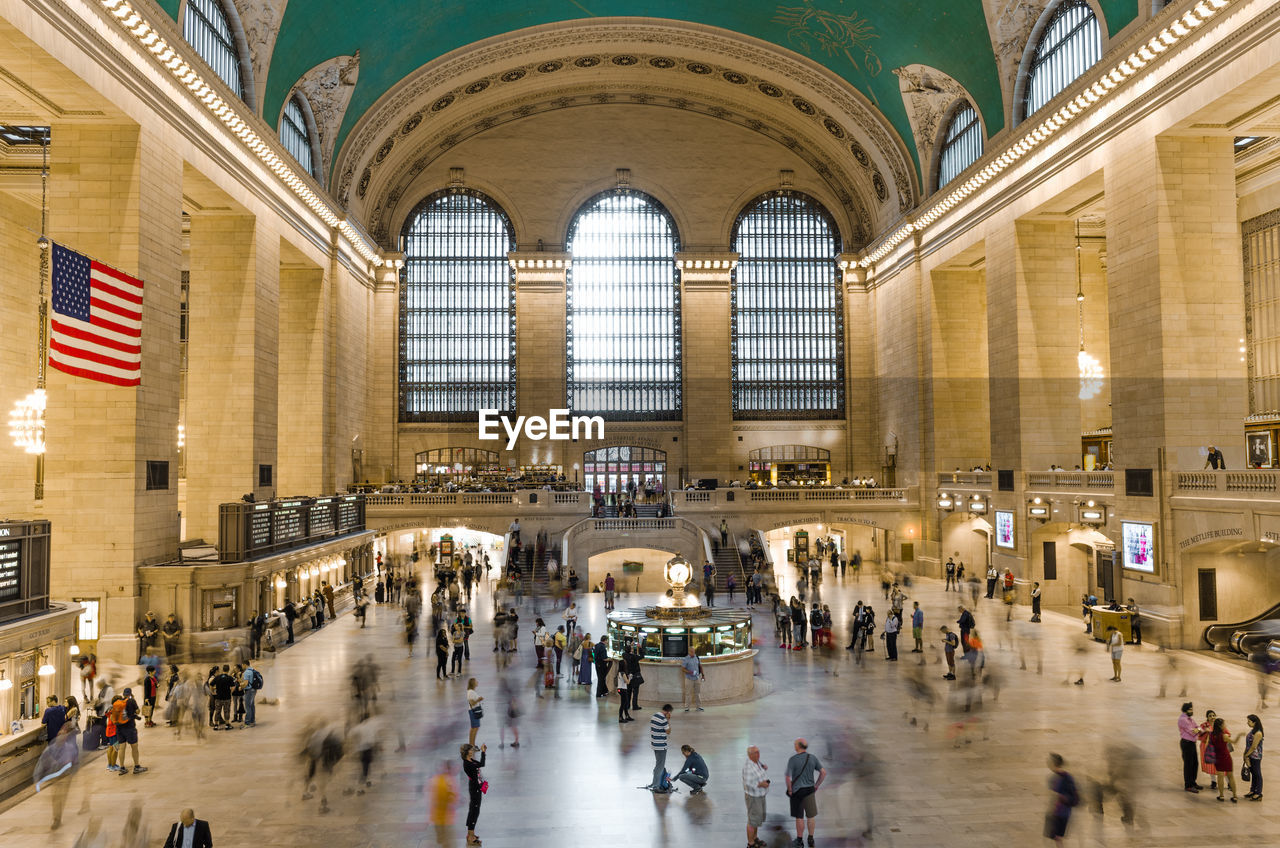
152,0 -> 1141,240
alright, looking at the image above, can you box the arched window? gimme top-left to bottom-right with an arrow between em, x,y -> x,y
1022,0 -> 1102,120
399,190 -> 516,422
566,190 -> 681,420
183,0 -> 245,100
731,191 -> 844,419
280,94 -> 316,178
937,102 -> 983,190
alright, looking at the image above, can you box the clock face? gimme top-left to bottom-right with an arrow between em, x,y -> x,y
668,562 -> 690,585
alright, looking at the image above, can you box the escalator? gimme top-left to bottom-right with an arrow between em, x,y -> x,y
1204,603 -> 1280,658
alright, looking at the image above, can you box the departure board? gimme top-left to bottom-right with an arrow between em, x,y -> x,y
272,502 -> 306,543
219,495 -> 366,562
310,499 -> 336,536
248,507 -> 272,550
337,497 -> 363,532
0,540 -> 20,601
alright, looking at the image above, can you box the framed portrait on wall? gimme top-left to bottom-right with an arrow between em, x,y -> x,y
1247,431 -> 1272,468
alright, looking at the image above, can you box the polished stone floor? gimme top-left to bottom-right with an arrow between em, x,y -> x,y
2,565 -> 1277,847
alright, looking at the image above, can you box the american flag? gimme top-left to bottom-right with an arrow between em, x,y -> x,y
49,242 -> 144,386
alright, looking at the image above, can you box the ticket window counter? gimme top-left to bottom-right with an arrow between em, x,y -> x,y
608,620 -> 752,659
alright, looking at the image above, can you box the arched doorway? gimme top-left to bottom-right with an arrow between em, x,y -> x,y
583,446 -> 667,497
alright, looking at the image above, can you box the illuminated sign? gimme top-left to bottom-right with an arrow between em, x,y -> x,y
1121,522 -> 1155,572
995,511 -> 1015,549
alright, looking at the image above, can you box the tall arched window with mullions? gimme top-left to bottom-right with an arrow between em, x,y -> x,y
182,0 -> 248,102
936,101 -> 983,190
279,93 -> 318,180
731,191 -> 844,419
566,190 -> 681,420
1020,0 -> 1102,121
399,190 -> 516,422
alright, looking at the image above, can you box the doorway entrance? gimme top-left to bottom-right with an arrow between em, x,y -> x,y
583,446 -> 667,498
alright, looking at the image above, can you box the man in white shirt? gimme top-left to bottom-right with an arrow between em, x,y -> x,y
742,745 -> 770,848
681,647 -> 705,711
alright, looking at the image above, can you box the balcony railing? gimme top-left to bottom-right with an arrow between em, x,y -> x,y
936,472 -> 993,488
1025,472 -> 1114,492
1175,470 -> 1279,493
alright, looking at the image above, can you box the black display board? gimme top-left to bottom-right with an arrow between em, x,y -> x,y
0,520 -> 51,623
218,495 -> 366,562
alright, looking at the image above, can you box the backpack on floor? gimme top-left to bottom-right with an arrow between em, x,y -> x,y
657,769 -> 674,792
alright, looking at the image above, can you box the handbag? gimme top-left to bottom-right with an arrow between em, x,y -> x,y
470,703 -> 484,719
1242,763 -> 1253,782
479,780 -> 489,795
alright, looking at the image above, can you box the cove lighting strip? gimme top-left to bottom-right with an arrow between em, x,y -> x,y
859,0 -> 1234,269
98,0 -> 383,267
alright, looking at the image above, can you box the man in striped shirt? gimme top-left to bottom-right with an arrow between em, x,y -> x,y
648,704 -> 673,791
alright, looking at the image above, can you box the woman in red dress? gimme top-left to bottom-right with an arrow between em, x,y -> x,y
1210,717 -> 1239,802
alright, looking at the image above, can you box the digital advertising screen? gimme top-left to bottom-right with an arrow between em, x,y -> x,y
995,510 -> 1015,549
1121,521 -> 1156,572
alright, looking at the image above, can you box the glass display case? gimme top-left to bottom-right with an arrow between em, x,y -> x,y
605,608 -> 752,660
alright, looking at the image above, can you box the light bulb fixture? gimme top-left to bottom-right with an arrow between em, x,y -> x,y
177,423 -> 185,449
9,388 -> 47,454
69,644 -> 80,656
1075,220 -> 1104,400
37,653 -> 56,676
275,577 -> 287,589
0,670 -> 10,691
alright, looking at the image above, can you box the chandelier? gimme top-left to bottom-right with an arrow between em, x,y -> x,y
8,388 -> 47,454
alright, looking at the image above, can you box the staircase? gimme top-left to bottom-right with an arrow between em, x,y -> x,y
597,503 -> 662,518
706,533 -> 746,596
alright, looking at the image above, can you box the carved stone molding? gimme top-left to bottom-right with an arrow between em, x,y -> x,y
231,0 -> 287,114
362,82 -> 878,249
893,64 -> 981,191
333,21 -> 917,231
982,0 -> 1051,119
293,52 -> 360,187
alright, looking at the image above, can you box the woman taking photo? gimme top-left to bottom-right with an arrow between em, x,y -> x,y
461,742 -> 487,846
1209,718 -> 1239,802
466,678 -> 483,746
1244,714 -> 1265,801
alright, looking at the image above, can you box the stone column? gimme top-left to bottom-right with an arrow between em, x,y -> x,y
277,258 -> 329,494
843,259 -> 880,479
45,123 -> 184,663
185,213 -> 280,539
1105,135 -> 1247,472
678,252 -> 736,482
366,259 -> 399,482
509,252 -> 569,469
927,265 -> 990,471
985,218 -> 1081,472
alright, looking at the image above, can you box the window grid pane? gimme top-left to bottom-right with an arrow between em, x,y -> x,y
183,0 -> 243,100
938,103 -> 983,189
280,96 -> 314,177
731,191 -> 845,419
398,190 -> 516,422
1024,0 -> 1101,119
566,191 -> 682,421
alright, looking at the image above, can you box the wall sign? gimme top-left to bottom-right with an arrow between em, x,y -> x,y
1122,521 -> 1156,572
995,510 -> 1014,549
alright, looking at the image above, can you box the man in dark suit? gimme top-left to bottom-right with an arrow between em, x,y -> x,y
162,808 -> 212,848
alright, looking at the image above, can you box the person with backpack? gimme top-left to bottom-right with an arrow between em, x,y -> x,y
241,660 -> 262,727
1044,753 -> 1079,845
211,665 -> 235,731
113,688 -> 147,775
785,737 -> 826,847
957,606 -> 975,655
647,705 -> 674,792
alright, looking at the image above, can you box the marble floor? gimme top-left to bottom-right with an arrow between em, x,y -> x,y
1,567 -> 1277,848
